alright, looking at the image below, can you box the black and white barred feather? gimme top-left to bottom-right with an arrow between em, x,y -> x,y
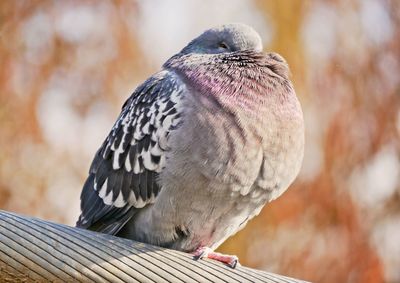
76,70 -> 184,234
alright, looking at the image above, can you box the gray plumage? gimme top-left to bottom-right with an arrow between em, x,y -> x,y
77,23 -> 304,252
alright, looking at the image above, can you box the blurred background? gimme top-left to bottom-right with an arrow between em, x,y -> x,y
0,1 -> 399,282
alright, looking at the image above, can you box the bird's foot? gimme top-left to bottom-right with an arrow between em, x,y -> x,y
193,246 -> 240,268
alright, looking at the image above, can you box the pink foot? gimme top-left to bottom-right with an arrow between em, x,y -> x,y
193,246 -> 240,268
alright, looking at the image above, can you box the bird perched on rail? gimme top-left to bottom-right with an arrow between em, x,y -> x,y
76,23 -> 304,268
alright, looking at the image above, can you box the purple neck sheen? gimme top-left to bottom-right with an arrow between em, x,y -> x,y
165,51 -> 293,113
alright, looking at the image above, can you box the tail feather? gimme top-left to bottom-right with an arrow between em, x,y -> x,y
76,173 -> 136,235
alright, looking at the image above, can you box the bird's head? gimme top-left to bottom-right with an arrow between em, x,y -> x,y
180,23 -> 263,55
164,23 -> 291,110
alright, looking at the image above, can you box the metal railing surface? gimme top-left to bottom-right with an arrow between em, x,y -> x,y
0,210 -> 309,283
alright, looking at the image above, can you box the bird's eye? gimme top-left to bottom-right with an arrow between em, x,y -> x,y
218,42 -> 229,50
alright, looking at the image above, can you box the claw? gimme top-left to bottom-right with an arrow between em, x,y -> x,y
193,246 -> 240,268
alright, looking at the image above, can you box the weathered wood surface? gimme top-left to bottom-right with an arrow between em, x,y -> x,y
0,210 -> 309,283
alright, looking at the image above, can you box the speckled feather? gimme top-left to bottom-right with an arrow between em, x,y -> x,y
76,71 -> 184,234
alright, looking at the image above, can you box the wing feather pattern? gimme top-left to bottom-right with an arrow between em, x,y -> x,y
76,71 -> 184,234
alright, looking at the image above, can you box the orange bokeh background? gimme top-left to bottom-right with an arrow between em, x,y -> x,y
1,1 -> 399,282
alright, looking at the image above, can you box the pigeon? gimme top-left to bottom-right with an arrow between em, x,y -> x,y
76,23 -> 304,268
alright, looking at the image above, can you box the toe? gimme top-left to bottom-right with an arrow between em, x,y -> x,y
192,246 -> 211,260
227,256 -> 240,269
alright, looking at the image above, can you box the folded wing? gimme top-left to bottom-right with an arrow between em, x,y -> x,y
76,70 -> 185,235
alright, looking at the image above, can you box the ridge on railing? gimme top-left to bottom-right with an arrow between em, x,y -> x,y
0,210 -> 309,283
